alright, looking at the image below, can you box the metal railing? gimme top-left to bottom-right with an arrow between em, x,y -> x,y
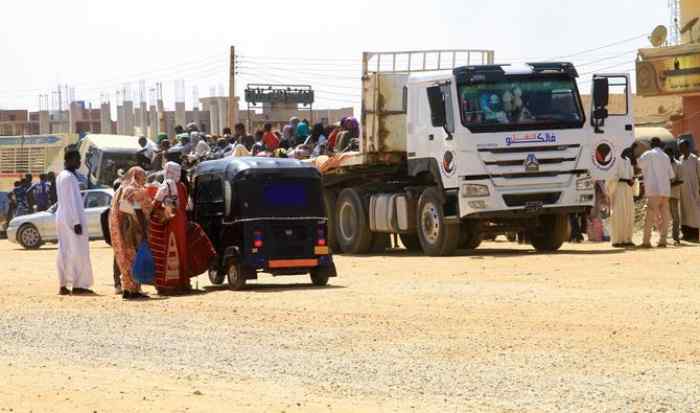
362,49 -> 495,75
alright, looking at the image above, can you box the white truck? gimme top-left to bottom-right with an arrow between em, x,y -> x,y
321,50 -> 634,256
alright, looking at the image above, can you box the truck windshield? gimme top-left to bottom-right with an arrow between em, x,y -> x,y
459,77 -> 584,133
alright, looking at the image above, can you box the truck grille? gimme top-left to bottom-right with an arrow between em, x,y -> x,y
502,192 -> 561,207
476,144 -> 582,187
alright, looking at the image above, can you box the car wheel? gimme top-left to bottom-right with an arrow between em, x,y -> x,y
225,258 -> 247,290
18,224 -> 42,249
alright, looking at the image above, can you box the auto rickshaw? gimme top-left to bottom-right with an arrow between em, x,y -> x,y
193,157 -> 337,290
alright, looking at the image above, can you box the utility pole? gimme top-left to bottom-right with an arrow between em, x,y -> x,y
228,46 -> 236,129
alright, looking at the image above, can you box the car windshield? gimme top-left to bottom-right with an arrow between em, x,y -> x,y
459,76 -> 584,132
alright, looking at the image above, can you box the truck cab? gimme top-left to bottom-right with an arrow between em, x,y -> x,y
322,50 -> 634,256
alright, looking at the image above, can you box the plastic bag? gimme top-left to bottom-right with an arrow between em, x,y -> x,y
132,241 -> 155,285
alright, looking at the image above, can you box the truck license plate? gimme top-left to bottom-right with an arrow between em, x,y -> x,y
525,201 -> 543,211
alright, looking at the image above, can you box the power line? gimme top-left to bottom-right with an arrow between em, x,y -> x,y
551,34 -> 646,60
578,61 -> 636,77
238,54 -> 357,63
238,65 -> 358,80
576,49 -> 639,68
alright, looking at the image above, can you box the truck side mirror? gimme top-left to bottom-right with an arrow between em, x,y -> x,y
427,86 -> 447,128
592,77 -> 609,119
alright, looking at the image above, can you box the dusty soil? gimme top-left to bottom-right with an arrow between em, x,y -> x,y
0,237 -> 699,412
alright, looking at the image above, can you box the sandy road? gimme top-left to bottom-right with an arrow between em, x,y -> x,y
0,238 -> 699,412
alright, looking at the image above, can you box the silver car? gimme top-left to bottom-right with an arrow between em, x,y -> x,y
6,188 -> 114,249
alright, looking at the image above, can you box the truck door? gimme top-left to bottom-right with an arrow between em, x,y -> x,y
588,73 -> 636,180
424,82 -> 459,190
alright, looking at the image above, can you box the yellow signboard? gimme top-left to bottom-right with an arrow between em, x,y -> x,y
637,44 -> 700,97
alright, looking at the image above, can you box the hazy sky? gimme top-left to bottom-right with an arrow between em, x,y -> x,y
0,0 -> 669,112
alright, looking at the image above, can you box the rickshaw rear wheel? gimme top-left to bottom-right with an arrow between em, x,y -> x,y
310,267 -> 330,286
225,258 -> 247,290
208,263 -> 225,285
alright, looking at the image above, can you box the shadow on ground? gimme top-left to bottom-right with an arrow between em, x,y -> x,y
203,283 -> 345,294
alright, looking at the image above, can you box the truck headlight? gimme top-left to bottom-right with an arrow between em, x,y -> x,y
576,176 -> 594,191
461,184 -> 490,198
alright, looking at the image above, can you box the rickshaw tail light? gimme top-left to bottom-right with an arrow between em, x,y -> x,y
317,226 -> 326,246
253,230 -> 263,248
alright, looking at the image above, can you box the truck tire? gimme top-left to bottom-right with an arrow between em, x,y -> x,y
529,214 -> 569,252
399,234 -> 422,252
322,190 -> 341,253
370,233 -> 389,253
336,188 -> 372,254
417,187 -> 460,256
459,221 -> 482,250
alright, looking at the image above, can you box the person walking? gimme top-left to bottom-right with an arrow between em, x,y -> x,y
638,138 -> 675,248
55,149 -> 95,295
607,148 -> 635,247
677,139 -> 700,242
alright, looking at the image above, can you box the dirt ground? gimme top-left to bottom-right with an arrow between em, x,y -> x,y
0,236 -> 699,412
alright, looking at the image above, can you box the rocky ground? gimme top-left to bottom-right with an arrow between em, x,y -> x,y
0,236 -> 699,412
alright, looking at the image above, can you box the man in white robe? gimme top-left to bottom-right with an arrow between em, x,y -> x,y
638,138 -> 675,248
606,149 -> 635,247
678,140 -> 700,242
56,149 -> 94,295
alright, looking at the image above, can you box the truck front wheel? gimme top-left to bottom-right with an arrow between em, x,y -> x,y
336,188 -> 373,254
529,214 -> 569,252
417,187 -> 460,256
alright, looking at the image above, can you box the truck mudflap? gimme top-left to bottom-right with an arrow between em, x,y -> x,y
463,205 -> 590,220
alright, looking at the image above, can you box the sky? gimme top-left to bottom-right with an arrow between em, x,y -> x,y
0,0 -> 670,113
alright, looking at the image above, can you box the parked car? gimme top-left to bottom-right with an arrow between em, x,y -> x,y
6,188 -> 114,249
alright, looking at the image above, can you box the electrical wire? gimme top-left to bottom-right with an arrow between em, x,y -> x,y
550,34 -> 647,60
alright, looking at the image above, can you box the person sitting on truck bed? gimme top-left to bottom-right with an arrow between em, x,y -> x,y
304,123 -> 328,157
262,123 -> 280,151
233,123 -> 255,152
333,117 -> 359,153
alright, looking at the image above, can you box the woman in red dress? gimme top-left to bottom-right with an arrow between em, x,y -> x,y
149,162 -> 190,294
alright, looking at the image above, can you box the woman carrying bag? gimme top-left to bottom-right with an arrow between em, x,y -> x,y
109,167 -> 153,300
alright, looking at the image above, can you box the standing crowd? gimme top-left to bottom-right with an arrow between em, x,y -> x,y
6,172 -> 56,220
603,137 -> 700,248
55,142 -> 216,299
